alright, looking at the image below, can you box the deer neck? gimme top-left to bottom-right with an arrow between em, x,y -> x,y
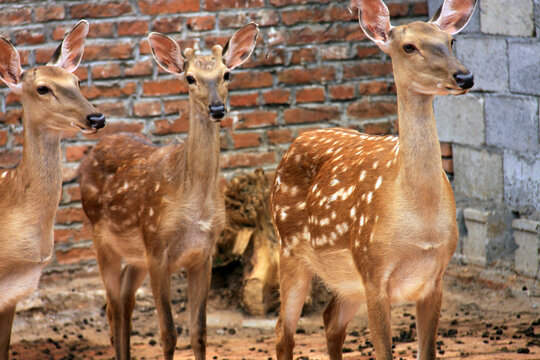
395,86 -> 444,206
178,99 -> 221,195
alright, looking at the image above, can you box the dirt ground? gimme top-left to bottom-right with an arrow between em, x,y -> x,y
9,263 -> 540,360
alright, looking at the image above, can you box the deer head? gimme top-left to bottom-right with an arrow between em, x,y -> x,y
148,23 -> 259,121
0,20 -> 105,133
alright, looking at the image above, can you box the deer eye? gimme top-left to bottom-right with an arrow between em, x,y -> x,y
403,43 -> 417,53
223,72 -> 230,81
37,86 -> 50,95
186,75 -> 196,85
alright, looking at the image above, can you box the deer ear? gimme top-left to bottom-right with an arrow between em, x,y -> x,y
0,37 -> 23,95
48,20 -> 89,73
223,23 -> 259,70
148,32 -> 185,75
352,0 -> 392,53
430,0 -> 477,35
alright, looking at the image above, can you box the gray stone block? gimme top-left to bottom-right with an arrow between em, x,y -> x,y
454,146 -> 503,202
434,93 -> 484,146
504,153 -> 540,212
485,95 -> 539,153
513,218 -> 540,277
536,0 -> 540,37
463,208 -> 515,266
509,41 -> 540,96
455,37 -> 508,92
427,0 -> 480,33
481,0 -> 535,36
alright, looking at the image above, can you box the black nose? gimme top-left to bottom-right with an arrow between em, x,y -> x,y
87,113 -> 106,129
209,103 -> 226,120
453,72 -> 474,90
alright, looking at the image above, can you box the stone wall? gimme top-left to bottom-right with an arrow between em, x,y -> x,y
429,0 -> 540,277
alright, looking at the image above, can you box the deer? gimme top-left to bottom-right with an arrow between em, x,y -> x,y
270,0 -> 477,359
78,23 -> 259,360
0,20 -> 105,360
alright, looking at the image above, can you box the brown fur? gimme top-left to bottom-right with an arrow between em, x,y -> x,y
272,1 -> 476,359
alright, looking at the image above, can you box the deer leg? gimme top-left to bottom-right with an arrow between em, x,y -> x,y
95,244 -> 123,358
148,255 -> 176,360
416,279 -> 443,360
323,296 -> 361,360
0,304 -> 16,360
186,257 -> 212,360
276,254 -> 312,360
365,286 -> 393,360
118,264 -> 147,360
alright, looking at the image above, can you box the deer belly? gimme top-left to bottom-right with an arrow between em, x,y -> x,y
387,257 -> 439,303
0,264 -> 43,311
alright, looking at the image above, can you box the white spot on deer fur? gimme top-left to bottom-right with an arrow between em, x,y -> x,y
375,176 -> 382,190
1,172 -> 6,178
297,201 -> 306,210
295,154 -> 302,163
276,176 -> 281,185
370,233 -> 374,242
331,211 -> 336,220
290,236 -> 299,247
359,215 -> 365,226
320,218 -> 330,226
331,232 -> 337,241
375,215 -> 379,223
363,246 -> 367,252
289,186 -> 298,195
330,178 -> 339,186
350,207 -> 356,218
280,210 -> 287,220
149,208 -> 154,217
386,160 -> 392,168
312,184 -> 318,192
366,192 -> 373,204
282,248 -> 290,257
336,222 -> 349,235
373,161 -> 379,169
154,183 -> 160,192
359,170 -> 366,181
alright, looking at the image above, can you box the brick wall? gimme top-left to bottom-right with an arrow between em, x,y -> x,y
428,0 -> 540,277
0,0 -> 432,268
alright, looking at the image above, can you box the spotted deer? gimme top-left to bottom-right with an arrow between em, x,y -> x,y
0,20 -> 105,360
271,0 -> 476,359
79,23 -> 259,360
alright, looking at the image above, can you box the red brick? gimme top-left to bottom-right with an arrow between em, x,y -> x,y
388,3 -> 409,17
124,59 -> 153,77
230,72 -> 273,90
204,35 -> 230,49
133,100 -> 161,117
56,246 -> 95,265
243,48 -> 286,68
412,1 -> 429,16
232,132 -> 261,149
56,208 -> 86,225
91,63 -> 122,80
54,228 -> 73,244
268,129 -> 293,144
152,16 -> 183,33
0,130 -> 7,147
236,111 -> 278,129
118,20 -> 148,36
66,185 -> 82,203
6,93 -> 20,106
285,24 -> 364,45
74,67 -> 89,81
262,89 -> 290,105
440,142 -> 453,157
95,101 -> 128,117
0,8 -> 31,26
296,87 -> 325,103
329,85 -> 355,100
321,44 -> 349,61
3,109 -> 22,125
154,115 -> 190,135
221,151 -> 275,169
88,22 -> 115,38
347,100 -> 397,119
83,42 -> 133,61
12,130 -> 23,146
230,92 -> 259,108
358,81 -> 393,95
219,11 -> 279,29
69,2 -> 132,18
163,99 -> 189,115
270,0 -> 331,6
65,145 -> 90,162
343,62 -> 393,79
205,0 -> 263,11
442,158 -> 453,174
82,83 -> 136,100
281,4 -> 351,26
139,0 -> 199,15
363,121 -> 392,135
356,45 -> 381,58
35,5 -> 65,22
143,79 -> 187,96
187,16 -> 215,31
14,30 -> 45,45
84,121 -> 144,139
278,67 -> 335,85
284,106 -> 340,124
35,48 -> 56,64
0,149 -> 22,167
290,48 -> 317,64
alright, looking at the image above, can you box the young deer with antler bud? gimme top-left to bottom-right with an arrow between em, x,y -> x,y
271,1 -> 476,359
79,23 -> 259,360
0,20 -> 105,360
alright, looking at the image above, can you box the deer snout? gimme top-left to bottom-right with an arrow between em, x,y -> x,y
209,103 -> 226,120
453,72 -> 474,90
87,113 -> 106,129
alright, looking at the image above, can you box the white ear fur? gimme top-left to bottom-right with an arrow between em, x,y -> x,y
148,32 -> 185,75
48,20 -> 89,73
223,22 -> 259,70
354,0 -> 393,53
431,0 -> 477,35
0,37 -> 23,95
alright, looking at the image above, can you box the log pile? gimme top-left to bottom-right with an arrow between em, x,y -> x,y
215,168 -> 280,316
